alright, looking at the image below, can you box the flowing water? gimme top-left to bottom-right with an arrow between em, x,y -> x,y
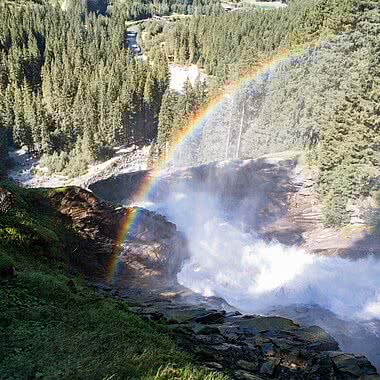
140,175 -> 380,369
129,51 -> 380,368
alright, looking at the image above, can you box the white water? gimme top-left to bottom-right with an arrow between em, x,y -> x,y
144,189 -> 380,321
132,160 -> 380,369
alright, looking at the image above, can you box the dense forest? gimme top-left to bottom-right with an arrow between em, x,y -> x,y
0,0 -> 217,178
142,0 -> 355,78
0,0 -> 379,225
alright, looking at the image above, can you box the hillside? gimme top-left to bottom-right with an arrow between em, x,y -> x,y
1,182 -> 379,379
1,0 -> 380,378
0,182 -> 226,379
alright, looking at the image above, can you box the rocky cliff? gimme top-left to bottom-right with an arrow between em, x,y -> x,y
89,154 -> 380,259
46,186 -> 188,287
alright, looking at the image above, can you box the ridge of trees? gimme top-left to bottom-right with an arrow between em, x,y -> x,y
0,0 -> 218,176
144,0 -> 356,79
0,1 -> 169,175
151,0 -> 380,225
1,0 -> 379,226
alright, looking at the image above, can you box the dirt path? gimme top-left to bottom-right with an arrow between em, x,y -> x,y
8,145 -> 151,189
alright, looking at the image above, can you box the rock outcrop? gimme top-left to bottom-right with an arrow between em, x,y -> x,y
89,155 -> 380,258
94,285 -> 379,380
48,187 -> 187,285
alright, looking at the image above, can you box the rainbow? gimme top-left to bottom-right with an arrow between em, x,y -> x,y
107,48 -> 298,284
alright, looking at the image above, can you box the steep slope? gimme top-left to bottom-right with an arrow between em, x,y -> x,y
1,182 -> 378,379
0,182 -> 223,380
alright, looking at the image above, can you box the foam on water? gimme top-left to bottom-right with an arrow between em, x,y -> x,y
147,189 -> 380,321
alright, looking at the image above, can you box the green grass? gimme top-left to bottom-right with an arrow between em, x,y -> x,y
0,182 -> 227,380
0,272 -> 224,380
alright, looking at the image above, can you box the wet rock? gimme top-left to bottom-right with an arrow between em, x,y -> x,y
193,324 -> 221,335
194,334 -> 225,345
225,311 -> 243,318
292,326 -> 339,351
261,342 -> 275,357
219,325 -> 241,341
237,359 -> 258,372
234,370 -> 264,380
48,187 -> 188,286
161,307 -> 212,324
235,316 -> 299,334
259,358 -> 280,376
129,306 -> 163,321
329,352 -> 378,377
205,362 -> 223,370
168,308 -> 379,379
193,311 -> 225,324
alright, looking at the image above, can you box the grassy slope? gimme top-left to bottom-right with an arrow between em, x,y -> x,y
0,181 -> 225,380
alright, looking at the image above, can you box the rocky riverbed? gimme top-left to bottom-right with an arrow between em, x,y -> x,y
91,285 -> 378,380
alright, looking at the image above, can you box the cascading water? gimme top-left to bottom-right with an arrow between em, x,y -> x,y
130,50 -> 380,368
150,188 -> 380,320
142,176 -> 380,370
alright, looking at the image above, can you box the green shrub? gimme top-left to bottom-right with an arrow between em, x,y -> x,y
0,254 -> 16,277
321,191 -> 350,227
96,145 -> 114,161
40,151 -> 69,174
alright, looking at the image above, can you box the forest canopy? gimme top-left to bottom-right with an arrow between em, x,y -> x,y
0,0 -> 379,225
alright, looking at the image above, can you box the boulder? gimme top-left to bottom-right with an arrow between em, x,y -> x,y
48,187 -> 188,286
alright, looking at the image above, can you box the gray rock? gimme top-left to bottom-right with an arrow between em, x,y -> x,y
194,311 -> 225,324
329,352 -> 378,377
193,324 -> 221,335
237,359 -> 258,372
234,370 -> 264,380
204,362 -> 224,370
259,358 -> 280,376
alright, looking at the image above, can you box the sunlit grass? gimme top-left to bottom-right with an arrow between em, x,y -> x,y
0,182 -> 228,379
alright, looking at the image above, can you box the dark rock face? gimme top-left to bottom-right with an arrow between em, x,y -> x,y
89,170 -> 151,203
48,187 -> 188,285
114,211 -> 188,288
88,157 -> 380,258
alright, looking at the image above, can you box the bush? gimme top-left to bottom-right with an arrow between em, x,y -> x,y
40,151 -> 69,174
95,145 -> 114,161
0,254 -> 16,277
321,191 -> 350,226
